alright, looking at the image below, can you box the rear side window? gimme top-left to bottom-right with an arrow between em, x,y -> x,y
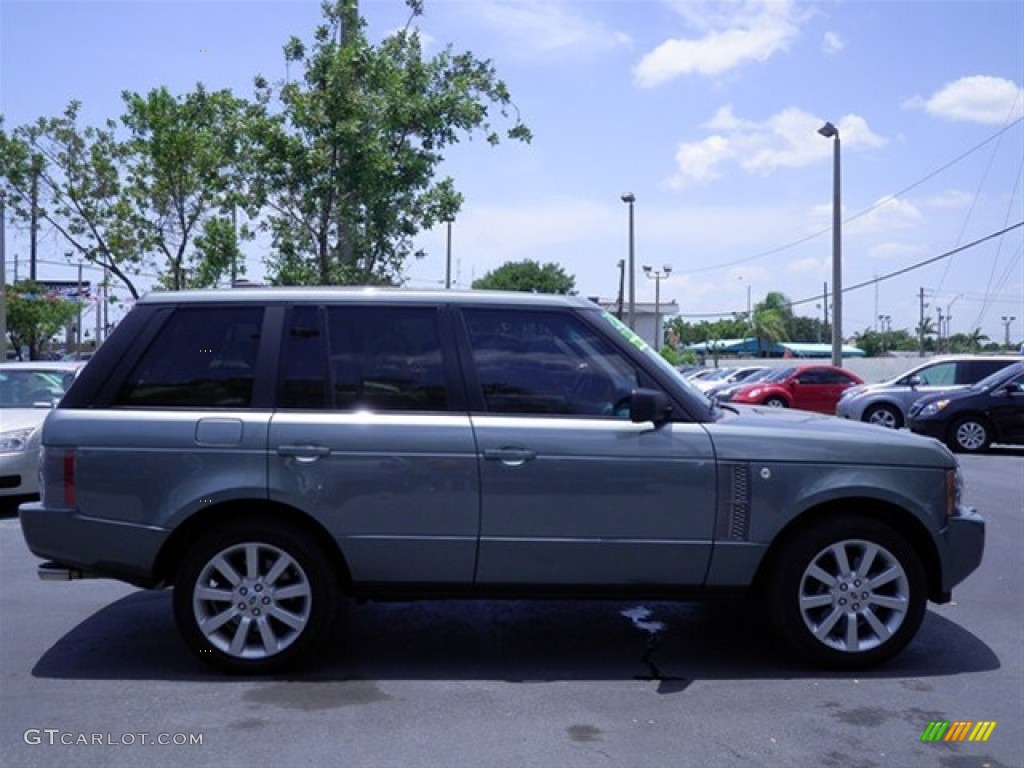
278,305 -> 448,412
115,307 -> 263,407
960,359 -> 1012,383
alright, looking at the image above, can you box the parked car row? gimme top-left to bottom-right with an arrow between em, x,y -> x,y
836,355 -> 1015,429
684,355 -> 1023,453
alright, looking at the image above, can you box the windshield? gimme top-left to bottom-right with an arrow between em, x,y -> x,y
0,369 -> 76,408
598,311 -> 713,407
762,366 -> 796,382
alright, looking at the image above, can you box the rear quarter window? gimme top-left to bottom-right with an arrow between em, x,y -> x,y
114,306 -> 264,407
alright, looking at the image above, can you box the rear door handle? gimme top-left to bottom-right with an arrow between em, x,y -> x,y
277,444 -> 331,463
483,447 -> 537,466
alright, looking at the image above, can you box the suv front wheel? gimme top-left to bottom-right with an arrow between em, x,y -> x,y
173,520 -> 338,673
768,517 -> 926,669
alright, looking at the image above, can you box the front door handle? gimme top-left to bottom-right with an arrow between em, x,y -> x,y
483,447 -> 537,466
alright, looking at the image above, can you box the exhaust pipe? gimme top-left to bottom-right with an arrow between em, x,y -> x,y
38,562 -> 95,581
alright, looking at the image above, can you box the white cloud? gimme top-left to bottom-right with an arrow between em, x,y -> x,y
906,76 -> 1024,124
866,242 -> 928,261
822,31 -> 843,54
634,0 -> 802,87
786,257 -> 826,275
925,189 -> 975,210
466,1 -> 631,58
846,196 -> 923,237
670,107 -> 886,187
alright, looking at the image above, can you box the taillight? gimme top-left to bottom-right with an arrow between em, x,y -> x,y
63,449 -> 76,508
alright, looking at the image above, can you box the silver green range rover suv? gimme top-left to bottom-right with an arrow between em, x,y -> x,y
19,288 -> 985,673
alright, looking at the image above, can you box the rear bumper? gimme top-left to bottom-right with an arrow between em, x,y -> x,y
18,501 -> 168,587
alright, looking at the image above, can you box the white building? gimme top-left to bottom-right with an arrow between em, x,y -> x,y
593,299 -> 680,350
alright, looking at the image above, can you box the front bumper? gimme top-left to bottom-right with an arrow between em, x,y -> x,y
18,501 -> 169,587
909,419 -> 946,442
932,505 -> 985,600
0,450 -> 39,497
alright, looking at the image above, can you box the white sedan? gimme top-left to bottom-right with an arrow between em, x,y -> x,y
0,362 -> 83,499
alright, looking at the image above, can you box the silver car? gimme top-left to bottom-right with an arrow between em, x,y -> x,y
0,362 -> 82,500
19,289 -> 984,673
836,355 -> 1017,429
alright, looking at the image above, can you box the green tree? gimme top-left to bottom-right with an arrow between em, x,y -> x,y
1,107 -> 147,298
915,316 -> 937,353
252,0 -> 530,286
119,85 -> 258,289
1,86 -> 252,296
5,281 -> 81,360
472,260 -> 575,294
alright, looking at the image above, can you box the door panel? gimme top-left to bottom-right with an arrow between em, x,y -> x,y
268,413 -> 479,583
471,415 -> 717,585
457,306 -> 717,587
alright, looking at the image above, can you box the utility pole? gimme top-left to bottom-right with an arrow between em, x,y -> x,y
918,287 -> 927,357
29,158 -> 40,281
0,193 -> 7,361
936,307 -> 944,353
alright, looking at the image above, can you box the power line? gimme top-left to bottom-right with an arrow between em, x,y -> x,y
678,116 -> 1024,276
681,221 -> 1023,318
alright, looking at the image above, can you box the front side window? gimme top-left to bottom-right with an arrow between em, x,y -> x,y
463,308 -> 646,417
116,306 -> 263,407
913,362 -> 956,386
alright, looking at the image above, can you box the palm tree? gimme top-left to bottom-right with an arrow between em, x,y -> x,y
963,327 -> 989,352
751,292 -> 792,356
915,316 -> 937,354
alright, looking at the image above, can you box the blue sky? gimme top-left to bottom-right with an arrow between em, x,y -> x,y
2,0 -> 1023,343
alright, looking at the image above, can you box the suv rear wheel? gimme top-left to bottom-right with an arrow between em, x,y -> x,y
173,520 -> 338,673
767,517 -> 926,669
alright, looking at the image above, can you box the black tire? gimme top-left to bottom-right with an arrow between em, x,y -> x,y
173,520 -> 338,673
767,516 -> 927,669
864,404 -> 903,430
764,397 -> 788,408
946,415 -> 992,454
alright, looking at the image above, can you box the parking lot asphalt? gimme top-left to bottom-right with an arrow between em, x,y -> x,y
1,449 -> 1021,768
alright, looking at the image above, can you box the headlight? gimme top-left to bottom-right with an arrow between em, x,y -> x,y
0,427 -> 34,454
917,399 -> 950,417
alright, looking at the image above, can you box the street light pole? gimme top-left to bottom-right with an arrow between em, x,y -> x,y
818,122 -> 842,367
621,193 -> 636,330
1002,316 -> 1016,349
643,264 -> 672,349
444,219 -> 453,289
615,259 -> 625,320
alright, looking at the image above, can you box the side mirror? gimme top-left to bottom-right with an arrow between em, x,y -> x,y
907,375 -> 922,388
629,388 -> 672,424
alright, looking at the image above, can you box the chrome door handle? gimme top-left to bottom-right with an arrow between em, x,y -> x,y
483,447 -> 537,466
277,444 -> 331,463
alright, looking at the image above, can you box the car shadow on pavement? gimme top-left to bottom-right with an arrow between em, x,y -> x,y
31,590 -> 999,688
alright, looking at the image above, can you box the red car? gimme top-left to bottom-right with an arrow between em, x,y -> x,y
720,364 -> 863,414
